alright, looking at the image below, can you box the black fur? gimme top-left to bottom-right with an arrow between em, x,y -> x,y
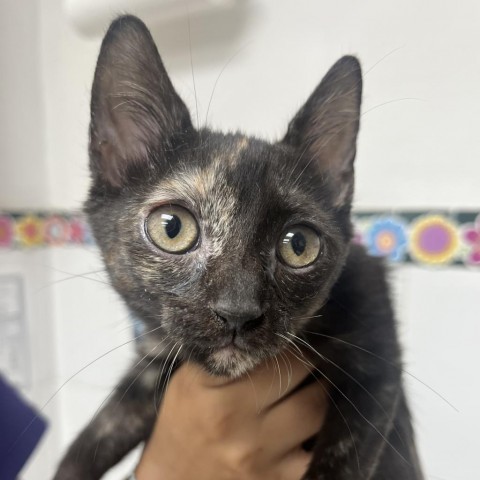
54,15 -> 423,480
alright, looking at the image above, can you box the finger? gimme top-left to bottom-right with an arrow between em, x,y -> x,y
278,449 -> 312,480
261,381 -> 328,453
255,349 -> 322,409
171,361 -> 260,417
231,349 -> 318,410
175,351 -> 318,415
175,360 -> 225,386
174,360 -> 247,395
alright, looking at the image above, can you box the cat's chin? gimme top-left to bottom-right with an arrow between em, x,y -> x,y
206,345 -> 262,379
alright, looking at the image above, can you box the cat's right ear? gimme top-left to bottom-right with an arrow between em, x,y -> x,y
89,15 -> 193,188
283,56 -> 362,209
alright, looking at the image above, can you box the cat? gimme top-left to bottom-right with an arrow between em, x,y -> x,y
54,14 -> 424,480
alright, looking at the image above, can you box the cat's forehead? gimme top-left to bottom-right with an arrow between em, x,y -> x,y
141,134 -> 320,255
147,134 -> 308,214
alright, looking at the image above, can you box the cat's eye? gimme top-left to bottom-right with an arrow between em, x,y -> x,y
278,225 -> 322,268
146,205 -> 199,253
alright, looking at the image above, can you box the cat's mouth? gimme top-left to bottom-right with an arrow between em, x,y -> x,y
168,310 -> 288,377
199,330 -> 282,378
209,343 -> 259,378
179,329 -> 263,378
216,330 -> 249,350
213,343 -> 242,360
205,333 -> 252,374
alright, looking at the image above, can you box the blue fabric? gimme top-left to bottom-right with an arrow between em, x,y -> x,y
0,375 -> 47,480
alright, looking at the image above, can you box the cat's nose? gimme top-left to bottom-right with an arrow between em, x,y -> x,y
214,303 -> 264,333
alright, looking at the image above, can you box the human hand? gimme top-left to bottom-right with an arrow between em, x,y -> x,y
135,351 -> 328,480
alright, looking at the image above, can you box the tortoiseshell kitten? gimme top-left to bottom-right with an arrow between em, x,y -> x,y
54,15 -> 424,480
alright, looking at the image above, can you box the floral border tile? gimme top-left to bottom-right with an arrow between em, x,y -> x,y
354,211 -> 480,267
1,210 -> 479,268
0,212 -> 95,250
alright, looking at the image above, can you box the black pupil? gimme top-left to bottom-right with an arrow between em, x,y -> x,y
291,232 -> 306,256
163,214 -> 182,239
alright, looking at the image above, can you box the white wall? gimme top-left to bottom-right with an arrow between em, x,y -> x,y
0,0 -> 49,208
37,0 -> 480,210
397,266 -> 480,480
1,0 -> 479,479
0,1 -> 59,478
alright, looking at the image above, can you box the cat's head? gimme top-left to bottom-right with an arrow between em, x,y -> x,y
85,16 -> 362,377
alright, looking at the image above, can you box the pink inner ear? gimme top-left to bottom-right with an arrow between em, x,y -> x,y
88,15 -> 193,188
97,140 -> 123,188
283,57 -> 361,209
92,95 -> 154,187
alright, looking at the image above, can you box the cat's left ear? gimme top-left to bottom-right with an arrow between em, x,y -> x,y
89,15 -> 193,188
283,56 -> 362,208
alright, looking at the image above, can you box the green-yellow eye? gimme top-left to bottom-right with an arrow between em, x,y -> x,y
278,225 -> 322,268
146,205 -> 199,253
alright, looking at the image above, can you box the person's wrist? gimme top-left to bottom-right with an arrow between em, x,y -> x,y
135,441 -> 170,480
135,459 -> 158,480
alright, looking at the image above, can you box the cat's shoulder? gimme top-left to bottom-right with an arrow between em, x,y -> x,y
343,243 -> 389,283
331,243 -> 392,309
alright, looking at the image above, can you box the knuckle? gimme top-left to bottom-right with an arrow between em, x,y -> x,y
214,410 -> 236,434
200,409 -> 236,441
224,442 -> 264,477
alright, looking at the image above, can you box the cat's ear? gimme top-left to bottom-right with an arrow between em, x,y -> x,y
89,15 -> 193,188
283,56 -> 362,208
